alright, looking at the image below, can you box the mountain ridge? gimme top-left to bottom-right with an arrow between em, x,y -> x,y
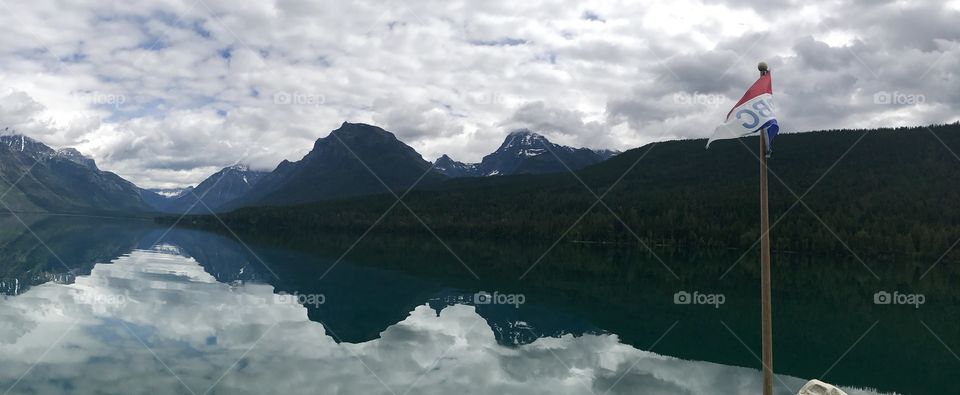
0,134 -> 153,214
161,165 -> 267,213
171,123 -> 960,261
434,130 -> 618,177
221,122 -> 446,210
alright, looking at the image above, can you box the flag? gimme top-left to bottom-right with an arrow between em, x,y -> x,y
706,71 -> 779,155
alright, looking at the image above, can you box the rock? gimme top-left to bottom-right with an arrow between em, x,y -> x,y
798,379 -> 848,395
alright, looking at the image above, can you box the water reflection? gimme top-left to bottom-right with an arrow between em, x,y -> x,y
0,215 -> 947,394
0,245 -> 880,395
0,215 -> 156,295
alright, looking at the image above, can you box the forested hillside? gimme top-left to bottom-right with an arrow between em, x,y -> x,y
170,124 -> 960,260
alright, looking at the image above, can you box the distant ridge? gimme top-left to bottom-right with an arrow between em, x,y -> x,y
434,130 -> 618,177
160,164 -> 267,213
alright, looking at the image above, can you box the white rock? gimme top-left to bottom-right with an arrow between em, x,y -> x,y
798,379 -> 849,395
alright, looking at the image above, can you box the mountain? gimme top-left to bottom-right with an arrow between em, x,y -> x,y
0,134 -> 153,214
592,149 -> 620,161
223,122 -> 446,209
148,187 -> 194,198
139,187 -> 194,212
0,214 -> 157,295
433,130 -> 617,177
177,123 -> 960,260
163,165 -> 266,213
433,155 -> 481,177
139,189 -> 170,212
55,148 -> 98,169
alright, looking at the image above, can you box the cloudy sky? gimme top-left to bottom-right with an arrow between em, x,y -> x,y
0,0 -> 958,188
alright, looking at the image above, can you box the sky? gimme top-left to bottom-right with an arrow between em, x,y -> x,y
0,0 -> 958,188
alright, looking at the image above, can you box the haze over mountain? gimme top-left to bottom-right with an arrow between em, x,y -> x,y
0,134 -> 153,214
434,130 -> 618,177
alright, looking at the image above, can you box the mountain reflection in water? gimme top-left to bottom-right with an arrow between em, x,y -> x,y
5,215 -> 942,394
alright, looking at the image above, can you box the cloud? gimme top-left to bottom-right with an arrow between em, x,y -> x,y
507,101 -> 612,148
371,96 -> 465,141
0,0 -> 957,187
0,90 -> 51,135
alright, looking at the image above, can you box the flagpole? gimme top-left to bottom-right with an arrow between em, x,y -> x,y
757,61 -> 774,395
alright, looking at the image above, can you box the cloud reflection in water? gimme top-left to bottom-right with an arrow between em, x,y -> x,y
0,247 -> 886,395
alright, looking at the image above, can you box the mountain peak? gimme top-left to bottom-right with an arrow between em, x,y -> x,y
433,154 -> 480,177
223,122 -> 439,208
499,129 -> 550,151
433,128 -> 616,178
0,135 -> 75,167
160,164 -> 268,214
1,135 -> 102,170
56,147 -> 98,170
331,122 -> 395,138
0,134 -> 54,157
506,128 -> 537,137
314,123 -> 401,154
223,163 -> 251,172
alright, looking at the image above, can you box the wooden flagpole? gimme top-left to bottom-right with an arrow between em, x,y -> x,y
758,61 -> 774,395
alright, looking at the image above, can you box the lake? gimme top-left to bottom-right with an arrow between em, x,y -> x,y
0,214 -> 953,394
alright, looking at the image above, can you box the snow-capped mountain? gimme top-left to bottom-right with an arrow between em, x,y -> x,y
2,133 -> 58,160
1,134 -> 100,170
433,130 -> 619,178
163,164 -> 267,214
148,187 -> 194,198
0,134 -> 153,213
139,186 -> 195,212
434,154 -> 481,177
592,149 -> 621,161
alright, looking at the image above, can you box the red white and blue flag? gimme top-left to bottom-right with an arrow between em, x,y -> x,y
707,72 -> 779,155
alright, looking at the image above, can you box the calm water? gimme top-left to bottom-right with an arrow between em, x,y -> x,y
0,214 -> 954,394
